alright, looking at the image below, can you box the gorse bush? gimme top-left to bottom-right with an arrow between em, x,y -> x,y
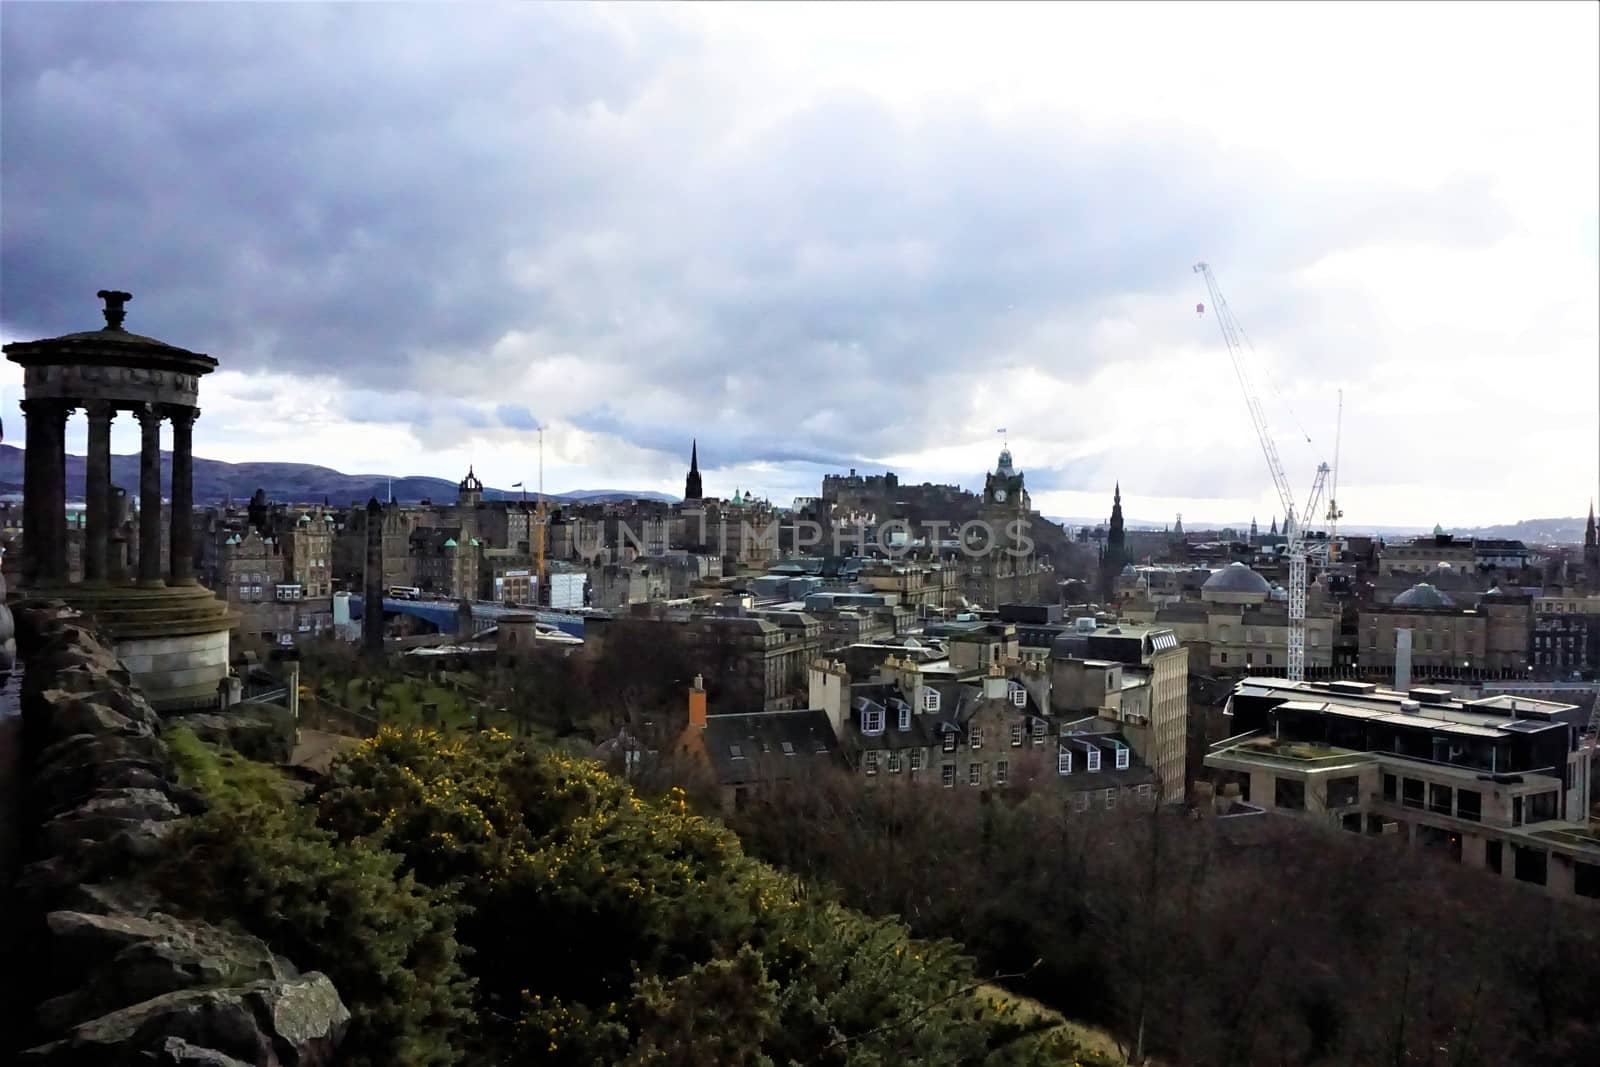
156,726 -> 476,1067
308,727 -> 1100,1065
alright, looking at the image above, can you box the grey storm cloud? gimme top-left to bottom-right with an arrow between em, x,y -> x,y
1,3 -> 1517,477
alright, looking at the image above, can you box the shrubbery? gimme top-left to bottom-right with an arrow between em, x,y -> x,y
156,725 -> 1117,1065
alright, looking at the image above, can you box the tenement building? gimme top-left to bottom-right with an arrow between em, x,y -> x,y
1205,676 -> 1597,904
4,290 -> 234,708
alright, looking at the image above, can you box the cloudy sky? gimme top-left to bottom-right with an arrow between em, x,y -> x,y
3,2 -> 1596,528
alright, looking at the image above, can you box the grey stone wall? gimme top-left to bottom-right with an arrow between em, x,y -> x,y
7,602 -> 349,1066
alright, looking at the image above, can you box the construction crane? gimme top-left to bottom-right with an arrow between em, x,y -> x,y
1194,261 -> 1330,682
1326,389 -> 1345,562
534,427 -> 547,606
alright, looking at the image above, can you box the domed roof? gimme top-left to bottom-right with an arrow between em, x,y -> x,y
1394,582 -> 1454,609
1202,562 -> 1271,595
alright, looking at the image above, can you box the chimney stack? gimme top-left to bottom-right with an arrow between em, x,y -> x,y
688,674 -> 707,729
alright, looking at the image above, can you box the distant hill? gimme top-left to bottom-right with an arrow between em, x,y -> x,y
0,444 -> 678,507
1047,514 -> 1588,543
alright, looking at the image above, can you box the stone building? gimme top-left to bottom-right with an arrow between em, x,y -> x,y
810,657 -> 1159,807
1362,582 -> 1486,677
1532,592 -> 1600,679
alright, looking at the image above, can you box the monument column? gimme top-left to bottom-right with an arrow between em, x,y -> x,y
23,399 -> 73,585
167,405 -> 198,584
84,402 -> 115,583
20,399 -> 45,585
134,404 -> 165,588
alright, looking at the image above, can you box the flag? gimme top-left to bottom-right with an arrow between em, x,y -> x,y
511,482 -> 524,488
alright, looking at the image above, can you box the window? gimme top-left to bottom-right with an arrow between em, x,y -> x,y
1010,723 -> 1023,746
862,707 -> 885,735
1245,652 -> 1254,666
1428,783 -> 1453,816
995,760 -> 1008,785
729,744 -> 745,760
969,763 -> 983,786
1456,789 -> 1481,822
781,741 -> 795,757
1402,778 -> 1425,810
910,750 -> 923,773
1576,861 -> 1600,900
1382,773 -> 1397,801
1274,777 -> 1306,810
942,733 -> 957,753
897,703 -> 911,731
864,751 -> 879,776
1220,652 -> 1228,664
1074,791 -> 1090,812
1115,746 -> 1129,771
1526,791 -> 1558,823
1265,654 -> 1273,666
1138,784 -> 1152,801
941,763 -> 956,788
1105,674 -> 1114,692
888,751 -> 901,773
1086,747 -> 1101,772
1513,845 -> 1548,886
1105,788 -> 1117,810
1327,776 -> 1360,808
922,689 -> 941,712
1011,684 -> 1027,707
1057,746 -> 1072,775
970,727 -> 983,750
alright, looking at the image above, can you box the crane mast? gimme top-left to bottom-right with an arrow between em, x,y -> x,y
534,427 -> 548,606
1195,261 -> 1327,682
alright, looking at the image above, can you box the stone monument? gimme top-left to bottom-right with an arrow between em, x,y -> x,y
4,290 -> 235,709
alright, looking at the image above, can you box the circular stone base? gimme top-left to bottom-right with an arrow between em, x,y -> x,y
16,583 -> 236,710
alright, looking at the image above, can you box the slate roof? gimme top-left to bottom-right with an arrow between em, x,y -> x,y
700,709 -> 841,786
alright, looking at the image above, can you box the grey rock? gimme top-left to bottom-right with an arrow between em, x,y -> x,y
31,759 -> 185,819
168,703 -> 295,765
40,789 -> 181,854
36,731 -> 171,780
39,911 -> 294,1035
153,1038 -> 254,1066
22,974 -> 349,1067
17,821 -> 180,910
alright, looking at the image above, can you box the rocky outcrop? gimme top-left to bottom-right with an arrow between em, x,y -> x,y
168,701 -> 296,765
9,603 -> 350,1066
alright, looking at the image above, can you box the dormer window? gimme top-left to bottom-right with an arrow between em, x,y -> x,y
1010,684 -> 1027,707
1057,745 -> 1072,775
1115,745 -> 1129,770
1087,747 -> 1101,772
922,689 -> 941,713
897,702 -> 911,731
862,707 -> 885,735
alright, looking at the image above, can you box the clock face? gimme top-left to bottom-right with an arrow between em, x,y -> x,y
993,489 -> 1007,503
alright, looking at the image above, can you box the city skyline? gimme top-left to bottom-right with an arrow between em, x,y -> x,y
2,2 -> 1596,527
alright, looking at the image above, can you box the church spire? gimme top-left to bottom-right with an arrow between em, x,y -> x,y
1587,499 -> 1596,547
684,440 -> 703,501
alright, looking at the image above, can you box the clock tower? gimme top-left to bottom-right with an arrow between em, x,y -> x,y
983,445 -> 1029,514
